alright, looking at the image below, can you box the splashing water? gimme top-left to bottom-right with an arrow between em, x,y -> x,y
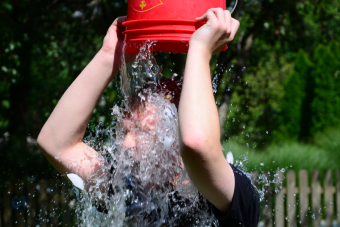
70,41 -> 290,227
75,41 -> 219,226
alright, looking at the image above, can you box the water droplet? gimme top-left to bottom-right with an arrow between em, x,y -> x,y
132,62 -> 138,68
77,40 -> 239,225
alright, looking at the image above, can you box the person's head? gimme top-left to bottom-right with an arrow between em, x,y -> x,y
121,78 -> 182,152
116,78 -> 182,188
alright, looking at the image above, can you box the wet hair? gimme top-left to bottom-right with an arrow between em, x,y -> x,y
125,78 -> 182,116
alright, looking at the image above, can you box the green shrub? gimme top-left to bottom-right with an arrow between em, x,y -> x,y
277,42 -> 340,141
310,44 -> 338,133
222,138 -> 339,173
328,41 -> 340,124
312,127 -> 340,165
279,49 -> 312,140
329,41 -> 340,60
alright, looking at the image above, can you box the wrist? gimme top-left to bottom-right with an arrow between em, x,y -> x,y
98,47 -> 115,63
98,48 -> 120,76
188,41 -> 212,60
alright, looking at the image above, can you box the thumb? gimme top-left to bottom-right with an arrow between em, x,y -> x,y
117,16 -> 127,25
196,10 -> 218,24
196,13 -> 208,22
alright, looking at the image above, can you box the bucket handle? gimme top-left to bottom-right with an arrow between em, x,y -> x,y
230,0 -> 238,14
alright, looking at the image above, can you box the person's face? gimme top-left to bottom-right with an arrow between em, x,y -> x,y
120,99 -> 183,188
122,103 -> 158,157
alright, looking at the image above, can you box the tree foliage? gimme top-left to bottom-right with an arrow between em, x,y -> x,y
1,0 -> 340,180
0,0 -> 127,180
310,44 -> 339,132
279,49 -> 312,140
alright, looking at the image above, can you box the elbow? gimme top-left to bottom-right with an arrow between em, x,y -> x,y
37,125 -> 50,153
37,129 -> 46,151
37,125 -> 60,160
180,131 -> 208,155
37,133 -> 44,150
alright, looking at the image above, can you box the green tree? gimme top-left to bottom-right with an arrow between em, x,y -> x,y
328,41 -> 340,124
280,49 -> 312,140
310,44 -> 337,133
1,0 -> 340,182
0,0 -> 127,180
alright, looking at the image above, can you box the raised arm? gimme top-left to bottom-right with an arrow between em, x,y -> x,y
178,9 -> 240,213
37,17 -> 126,190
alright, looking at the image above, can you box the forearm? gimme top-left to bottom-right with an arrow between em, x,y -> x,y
178,8 -> 239,213
38,49 -> 118,157
179,42 -> 233,212
179,43 -> 221,154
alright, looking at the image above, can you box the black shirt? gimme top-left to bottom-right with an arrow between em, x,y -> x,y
98,164 -> 260,226
212,164 -> 260,227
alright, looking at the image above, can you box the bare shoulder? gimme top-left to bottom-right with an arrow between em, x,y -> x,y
40,141 -> 109,190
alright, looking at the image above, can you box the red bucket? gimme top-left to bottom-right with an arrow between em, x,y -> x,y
123,0 -> 227,53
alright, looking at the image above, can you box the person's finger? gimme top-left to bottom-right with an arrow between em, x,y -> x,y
107,16 -> 127,36
196,9 -> 218,22
197,10 -> 219,28
112,16 -> 127,28
224,10 -> 232,35
117,16 -> 127,35
196,11 -> 208,21
230,18 -> 240,39
117,16 -> 127,26
210,8 -> 226,24
197,8 -> 225,24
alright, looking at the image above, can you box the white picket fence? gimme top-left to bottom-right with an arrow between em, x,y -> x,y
252,170 -> 340,227
1,169 -> 339,226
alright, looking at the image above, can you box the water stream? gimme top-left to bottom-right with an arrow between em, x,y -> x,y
74,41 -> 225,226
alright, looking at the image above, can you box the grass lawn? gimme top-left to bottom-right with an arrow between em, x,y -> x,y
222,128 -> 340,173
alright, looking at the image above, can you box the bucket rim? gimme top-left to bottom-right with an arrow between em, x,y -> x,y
125,37 -> 190,42
123,28 -> 194,34
123,19 -> 200,26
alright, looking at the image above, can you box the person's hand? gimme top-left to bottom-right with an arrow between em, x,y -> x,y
189,8 -> 240,55
101,16 -> 126,70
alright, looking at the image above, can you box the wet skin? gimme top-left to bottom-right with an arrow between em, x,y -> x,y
122,103 -> 159,158
37,9 -> 241,214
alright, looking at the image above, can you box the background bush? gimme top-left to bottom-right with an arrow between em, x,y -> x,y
0,0 -> 339,182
